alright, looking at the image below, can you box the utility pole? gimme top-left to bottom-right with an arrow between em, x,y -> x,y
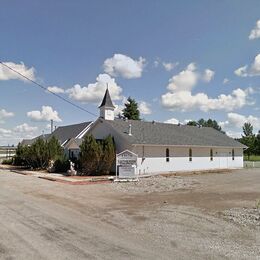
51,119 -> 54,133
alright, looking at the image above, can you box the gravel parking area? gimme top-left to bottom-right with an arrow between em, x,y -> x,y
112,175 -> 199,193
221,208 -> 260,228
0,168 -> 260,259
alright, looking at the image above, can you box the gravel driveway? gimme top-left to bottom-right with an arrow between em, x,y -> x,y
0,168 -> 259,259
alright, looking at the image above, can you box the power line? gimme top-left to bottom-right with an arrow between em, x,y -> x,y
0,61 -> 98,118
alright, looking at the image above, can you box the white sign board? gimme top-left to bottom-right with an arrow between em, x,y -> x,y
119,166 -> 136,178
116,150 -> 138,179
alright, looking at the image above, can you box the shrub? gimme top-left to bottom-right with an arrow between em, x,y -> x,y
99,135 -> 115,174
54,156 -> 70,173
80,135 -> 102,175
13,136 -> 65,170
1,158 -> 13,165
79,134 -> 115,175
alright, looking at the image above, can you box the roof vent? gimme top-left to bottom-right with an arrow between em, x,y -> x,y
152,120 -> 156,124
128,124 -> 132,136
178,123 -> 181,126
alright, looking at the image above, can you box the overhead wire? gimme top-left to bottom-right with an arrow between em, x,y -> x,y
0,61 -> 98,118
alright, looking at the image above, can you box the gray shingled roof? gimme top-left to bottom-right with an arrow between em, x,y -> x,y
49,121 -> 92,144
98,88 -> 115,108
20,134 -> 50,146
105,119 -> 246,148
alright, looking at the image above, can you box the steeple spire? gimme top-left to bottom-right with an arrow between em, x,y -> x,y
99,86 -> 115,120
99,85 -> 115,108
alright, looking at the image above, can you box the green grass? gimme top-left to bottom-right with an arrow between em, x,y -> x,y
244,155 -> 260,161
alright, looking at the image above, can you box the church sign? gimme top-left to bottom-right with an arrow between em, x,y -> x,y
116,150 -> 138,179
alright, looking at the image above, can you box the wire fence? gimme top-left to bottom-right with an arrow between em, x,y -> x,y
244,161 -> 260,168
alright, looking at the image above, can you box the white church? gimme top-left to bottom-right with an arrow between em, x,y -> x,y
23,89 -> 246,175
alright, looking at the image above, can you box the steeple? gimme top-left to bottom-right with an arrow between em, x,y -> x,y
99,87 -> 115,109
99,87 -> 115,120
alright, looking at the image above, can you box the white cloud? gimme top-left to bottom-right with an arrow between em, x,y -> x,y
161,62 -> 249,112
202,69 -> 215,82
0,124 -> 41,145
1,123 -> 39,144
139,101 -> 152,115
0,62 -> 35,81
113,97 -> 128,116
225,130 -> 242,139
14,123 -> 38,133
219,112 -> 260,138
234,65 -> 248,77
223,78 -> 229,84
27,106 -> 62,122
220,113 -> 260,129
234,53 -> 260,77
67,73 -> 122,104
167,63 -> 199,92
153,60 -> 160,67
164,118 -> 179,124
153,59 -> 179,71
103,54 -> 145,79
162,62 -> 178,71
0,109 -> 14,123
167,63 -> 214,92
47,86 -> 65,94
249,20 -> 260,40
0,128 -> 12,135
161,88 -> 252,112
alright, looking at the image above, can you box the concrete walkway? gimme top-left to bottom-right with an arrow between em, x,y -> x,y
0,165 -> 112,185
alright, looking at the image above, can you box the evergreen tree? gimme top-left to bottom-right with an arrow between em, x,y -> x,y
29,138 -> 49,169
122,97 -> 140,120
99,135 -> 115,174
187,118 -> 224,133
255,131 -> 260,155
79,135 -> 102,175
47,136 -> 64,161
14,136 -> 65,170
14,143 -> 28,166
242,122 -> 253,137
187,121 -> 198,126
241,122 -> 255,160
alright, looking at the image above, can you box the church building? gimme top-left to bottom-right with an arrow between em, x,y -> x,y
22,88 -> 246,175
67,88 -> 246,175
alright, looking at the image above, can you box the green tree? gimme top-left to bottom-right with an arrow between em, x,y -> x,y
187,118 -> 224,133
255,131 -> 260,155
242,122 -> 253,137
14,136 -> 65,170
13,143 -> 28,166
79,135 -> 102,175
241,123 -> 255,160
99,135 -> 115,174
47,136 -> 64,161
122,97 -> 140,120
29,138 -> 49,169
187,121 -> 198,126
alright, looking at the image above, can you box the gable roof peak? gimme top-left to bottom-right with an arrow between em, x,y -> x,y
99,88 -> 115,108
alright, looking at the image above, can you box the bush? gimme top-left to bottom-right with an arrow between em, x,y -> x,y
80,135 -> 102,175
13,137 -> 65,170
79,134 -> 115,175
99,135 -> 115,174
54,157 -> 70,173
1,158 -> 13,165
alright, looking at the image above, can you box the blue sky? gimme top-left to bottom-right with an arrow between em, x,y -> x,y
0,0 -> 259,145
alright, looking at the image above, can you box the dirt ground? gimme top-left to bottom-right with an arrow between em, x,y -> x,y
0,168 -> 259,259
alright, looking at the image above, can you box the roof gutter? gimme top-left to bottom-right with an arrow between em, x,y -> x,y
132,144 -> 246,149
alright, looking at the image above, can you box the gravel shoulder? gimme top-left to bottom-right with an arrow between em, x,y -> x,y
0,168 -> 260,259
